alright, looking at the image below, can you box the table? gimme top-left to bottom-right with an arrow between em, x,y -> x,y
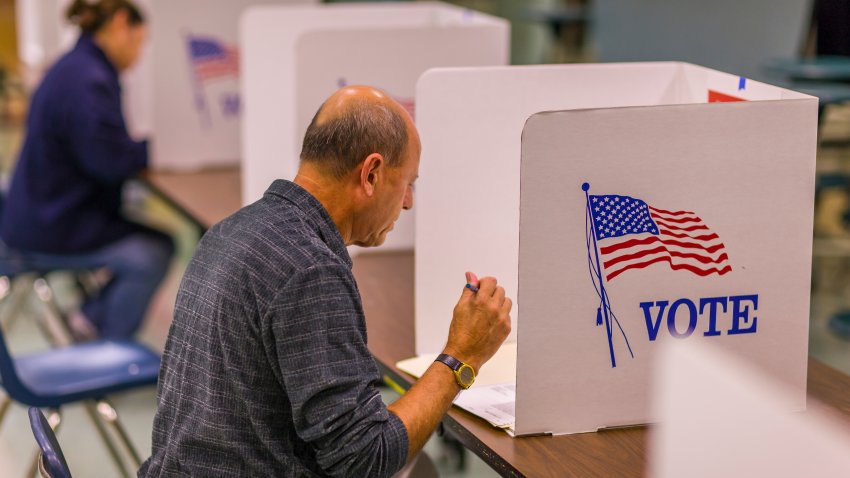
144,167 -> 242,232
145,168 -> 850,477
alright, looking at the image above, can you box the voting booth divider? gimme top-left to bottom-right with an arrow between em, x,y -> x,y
14,0 -> 318,169
149,0 -> 316,170
240,1 -> 509,252
413,63 -> 817,435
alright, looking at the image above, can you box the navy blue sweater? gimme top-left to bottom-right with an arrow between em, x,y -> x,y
1,34 -> 148,253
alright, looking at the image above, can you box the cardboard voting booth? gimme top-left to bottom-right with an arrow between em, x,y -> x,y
149,0 -> 315,170
414,63 -> 817,436
240,1 -> 509,251
14,0 -> 316,169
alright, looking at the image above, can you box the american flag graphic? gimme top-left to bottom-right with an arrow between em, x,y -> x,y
589,194 -> 731,281
187,35 -> 239,83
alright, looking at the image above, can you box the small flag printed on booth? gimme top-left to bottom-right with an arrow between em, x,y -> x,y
188,35 -> 240,83
588,194 -> 731,281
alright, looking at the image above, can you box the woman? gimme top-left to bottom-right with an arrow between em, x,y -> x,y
0,0 -> 173,339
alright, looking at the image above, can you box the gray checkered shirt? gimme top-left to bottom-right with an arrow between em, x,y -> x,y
139,180 -> 408,477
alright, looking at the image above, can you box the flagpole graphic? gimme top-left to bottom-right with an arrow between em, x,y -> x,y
185,32 -> 212,129
583,183 -> 633,368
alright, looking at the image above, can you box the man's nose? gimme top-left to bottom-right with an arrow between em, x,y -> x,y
403,186 -> 414,210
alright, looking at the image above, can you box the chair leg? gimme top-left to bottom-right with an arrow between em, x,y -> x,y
0,275 -> 30,334
83,401 -> 132,478
0,394 -> 11,430
27,409 -> 61,478
96,399 -> 143,467
32,277 -> 73,346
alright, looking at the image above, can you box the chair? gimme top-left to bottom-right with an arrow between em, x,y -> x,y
0,193 -> 104,346
0,325 -> 160,478
0,269 -> 90,347
28,407 -> 72,478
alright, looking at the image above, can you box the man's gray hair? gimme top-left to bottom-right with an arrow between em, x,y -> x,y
299,99 -> 408,179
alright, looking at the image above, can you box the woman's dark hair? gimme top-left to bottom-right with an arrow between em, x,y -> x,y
66,0 -> 145,33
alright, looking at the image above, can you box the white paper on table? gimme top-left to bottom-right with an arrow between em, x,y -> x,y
395,343 -> 518,435
395,342 -> 517,389
454,383 -> 516,430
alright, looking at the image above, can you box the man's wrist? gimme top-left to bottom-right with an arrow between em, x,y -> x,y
432,361 -> 464,391
442,346 -> 481,373
439,347 -> 481,374
434,353 -> 475,390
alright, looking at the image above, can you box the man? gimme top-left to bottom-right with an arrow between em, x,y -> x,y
140,86 -> 512,477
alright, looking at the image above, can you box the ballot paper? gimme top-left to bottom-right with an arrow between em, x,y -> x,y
454,383 -> 516,432
395,342 -> 517,435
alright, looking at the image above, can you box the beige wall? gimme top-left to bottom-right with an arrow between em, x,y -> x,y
0,0 -> 17,72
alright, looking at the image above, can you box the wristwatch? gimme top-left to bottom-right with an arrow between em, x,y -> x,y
435,354 -> 475,389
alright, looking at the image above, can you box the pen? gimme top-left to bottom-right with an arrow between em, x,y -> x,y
465,283 -> 479,293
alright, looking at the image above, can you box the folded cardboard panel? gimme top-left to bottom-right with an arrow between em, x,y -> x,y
240,2 -> 508,252
416,63 -> 816,435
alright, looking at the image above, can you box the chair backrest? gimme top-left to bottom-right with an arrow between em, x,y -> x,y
592,0 -> 814,81
28,407 -> 72,478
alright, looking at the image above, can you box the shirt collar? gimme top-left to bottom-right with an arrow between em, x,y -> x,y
75,34 -> 119,80
264,179 -> 352,268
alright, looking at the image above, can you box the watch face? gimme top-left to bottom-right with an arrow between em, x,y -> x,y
458,364 -> 474,386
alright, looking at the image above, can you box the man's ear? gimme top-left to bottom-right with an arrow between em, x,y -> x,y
359,153 -> 384,197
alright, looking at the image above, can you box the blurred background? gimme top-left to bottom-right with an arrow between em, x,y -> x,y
1,0 -> 850,476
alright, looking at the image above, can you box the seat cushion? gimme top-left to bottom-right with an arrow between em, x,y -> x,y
14,340 -> 160,406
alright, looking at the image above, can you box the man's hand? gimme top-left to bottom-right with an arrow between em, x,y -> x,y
443,271 -> 512,371
387,271 -> 513,464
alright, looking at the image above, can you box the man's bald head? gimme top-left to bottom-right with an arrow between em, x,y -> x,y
300,86 -> 411,180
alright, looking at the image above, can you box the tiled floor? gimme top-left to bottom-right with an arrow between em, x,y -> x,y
3,106 -> 850,477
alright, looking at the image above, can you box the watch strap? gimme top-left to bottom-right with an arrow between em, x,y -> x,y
435,353 -> 462,371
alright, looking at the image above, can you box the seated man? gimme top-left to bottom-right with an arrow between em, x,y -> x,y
139,86 -> 512,477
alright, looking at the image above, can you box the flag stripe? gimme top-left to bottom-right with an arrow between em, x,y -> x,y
600,234 -> 726,255
607,256 -> 732,280
653,220 -> 709,232
650,214 -> 705,224
659,229 -> 720,241
603,244 -> 729,269
648,206 -> 694,216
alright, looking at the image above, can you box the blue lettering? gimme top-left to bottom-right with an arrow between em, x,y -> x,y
699,297 -> 727,337
220,93 -> 240,117
637,294 -> 759,340
728,295 -> 758,335
667,298 -> 697,339
640,300 -> 668,341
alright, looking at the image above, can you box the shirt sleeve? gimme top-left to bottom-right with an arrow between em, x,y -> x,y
269,263 -> 409,478
66,77 -> 147,184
